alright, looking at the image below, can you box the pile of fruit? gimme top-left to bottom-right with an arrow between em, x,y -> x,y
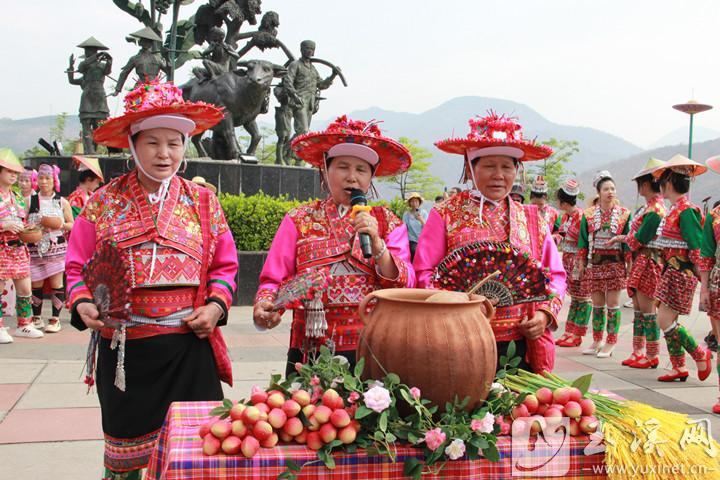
509,386 -> 599,436
199,388 -> 360,458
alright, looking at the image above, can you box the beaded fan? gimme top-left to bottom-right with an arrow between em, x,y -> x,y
273,268 -> 331,311
435,241 -> 553,307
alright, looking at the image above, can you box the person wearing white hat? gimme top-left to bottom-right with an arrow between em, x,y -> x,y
68,155 -> 104,218
650,155 -> 712,383
577,171 -> 632,358
607,158 -> 666,370
403,192 -> 427,260
530,176 -> 559,229
700,155 -> 720,411
554,179 -> 592,348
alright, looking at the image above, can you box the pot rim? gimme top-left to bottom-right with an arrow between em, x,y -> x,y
367,288 -> 490,305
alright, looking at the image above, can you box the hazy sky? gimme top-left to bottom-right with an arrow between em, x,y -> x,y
4,0 -> 720,148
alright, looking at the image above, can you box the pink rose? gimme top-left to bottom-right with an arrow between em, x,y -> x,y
471,412 -> 495,434
424,428 -> 447,451
409,387 -> 421,400
363,385 -> 391,413
295,362 -> 303,373
348,391 -> 360,403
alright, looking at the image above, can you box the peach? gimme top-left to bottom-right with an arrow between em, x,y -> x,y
580,398 -> 596,417
256,403 -> 270,415
282,399 -> 301,418
221,435 -> 242,455
241,435 -> 260,458
568,387 -> 583,403
203,434 -> 221,456
319,423 -> 337,444
544,407 -> 563,419
563,401 -> 582,419
511,404 -> 530,420
535,404 -> 548,416
313,405 -> 332,424
338,425 -> 357,444
210,420 -> 232,440
251,390 -> 268,405
552,387 -> 571,405
279,431 -> 294,443
530,415 -> 545,435
349,420 -> 361,433
330,408 -> 351,428
306,431 -> 323,450
199,421 -> 213,439
229,403 -> 246,421
252,420 -> 274,441
292,389 -> 311,407
231,420 -> 248,439
523,394 -> 539,414
268,408 -> 288,429
322,389 -> 342,410
260,432 -> 279,448
241,406 -> 261,425
294,430 -> 308,444
267,392 -> 285,409
302,404 -> 316,418
536,387 -> 553,405
569,418 -> 581,437
283,417 -> 304,437
579,416 -> 599,434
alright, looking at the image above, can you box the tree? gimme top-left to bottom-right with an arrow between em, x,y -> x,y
22,113 -> 77,157
238,126 -> 277,165
524,138 -> 579,196
378,137 -> 443,200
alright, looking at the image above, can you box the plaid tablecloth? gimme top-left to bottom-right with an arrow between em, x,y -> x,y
145,401 -> 607,479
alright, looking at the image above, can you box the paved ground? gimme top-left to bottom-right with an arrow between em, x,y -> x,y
1,294 -> 718,479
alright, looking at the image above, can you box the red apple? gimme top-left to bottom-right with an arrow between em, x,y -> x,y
253,420 -> 274,441
563,401 -> 582,419
536,387 -> 553,405
283,417 -> 304,437
268,408 -> 288,429
523,394 -> 539,414
251,390 -> 268,405
241,405 -> 261,425
568,387 -> 582,403
241,435 -> 260,458
231,420 -> 248,439
210,420 -> 232,440
279,431 -> 294,443
319,423 -> 337,444
511,404 -> 530,420
260,432 -> 279,448
229,403 -> 246,421
313,405 -> 332,424
267,392 -> 285,409
221,435 -> 242,455
552,387 -> 571,405
282,399 -> 301,418
294,429 -> 307,444
203,434 -> 221,456
338,425 -> 357,444
330,408 -> 351,428
306,431 -> 324,450
292,389 -> 311,407
579,416 -> 599,434
322,389 -> 342,410
580,398 -> 596,417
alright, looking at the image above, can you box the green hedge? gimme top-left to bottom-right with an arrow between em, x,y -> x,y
220,192 -> 302,251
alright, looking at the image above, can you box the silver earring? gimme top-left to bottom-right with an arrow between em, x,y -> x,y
179,158 -> 188,174
125,157 -> 134,171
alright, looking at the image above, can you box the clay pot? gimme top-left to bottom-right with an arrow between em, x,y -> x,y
40,216 -> 63,230
18,228 -> 42,244
357,288 -> 497,412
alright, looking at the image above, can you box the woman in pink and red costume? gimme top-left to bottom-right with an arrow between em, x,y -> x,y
701,155 -> 720,411
65,81 -> 238,479
529,175 -> 559,230
253,116 -> 415,377
413,113 -> 566,373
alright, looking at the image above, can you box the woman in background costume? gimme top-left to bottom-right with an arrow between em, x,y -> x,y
65,81 -> 238,479
577,171 -> 631,358
529,175 -> 559,229
68,155 -> 104,218
253,116 -> 415,377
414,113 -> 566,373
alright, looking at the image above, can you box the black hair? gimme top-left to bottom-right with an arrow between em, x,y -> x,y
659,169 -> 690,194
634,173 -> 661,193
78,170 -> 100,184
595,177 -> 614,193
530,191 -> 548,200
435,196 -> 444,202
556,188 -> 577,206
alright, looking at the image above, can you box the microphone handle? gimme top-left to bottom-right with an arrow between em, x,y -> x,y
359,232 -> 373,258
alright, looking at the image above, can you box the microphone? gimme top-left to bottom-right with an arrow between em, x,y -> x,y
349,188 -> 373,258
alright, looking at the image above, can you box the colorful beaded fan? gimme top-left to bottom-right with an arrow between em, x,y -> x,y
273,268 -> 331,311
435,241 -> 553,307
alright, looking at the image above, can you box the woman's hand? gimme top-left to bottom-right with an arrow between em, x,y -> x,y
700,286 -> 711,312
519,311 -> 549,340
253,300 -> 282,330
182,304 -> 222,339
608,235 -> 626,246
2,221 -> 23,234
76,302 -> 104,330
353,211 -> 380,242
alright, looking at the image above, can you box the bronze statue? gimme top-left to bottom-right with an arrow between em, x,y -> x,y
273,81 -> 292,165
66,37 -> 113,154
194,0 -> 262,48
191,26 -> 240,82
235,11 -> 294,63
113,27 -> 169,96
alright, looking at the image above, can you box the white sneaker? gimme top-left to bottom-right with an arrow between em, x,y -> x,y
0,327 -> 13,344
32,316 -> 44,329
582,341 -> 603,355
14,324 -> 44,338
44,318 -> 61,333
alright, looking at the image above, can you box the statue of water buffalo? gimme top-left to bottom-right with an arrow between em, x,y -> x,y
181,59 -> 285,160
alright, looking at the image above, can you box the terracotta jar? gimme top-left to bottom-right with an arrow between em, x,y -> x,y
18,228 -> 42,244
357,288 -> 497,412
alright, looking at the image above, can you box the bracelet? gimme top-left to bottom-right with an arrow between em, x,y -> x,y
373,240 -> 387,261
206,300 -> 225,319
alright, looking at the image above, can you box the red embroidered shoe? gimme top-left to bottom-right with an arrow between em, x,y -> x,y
657,370 -> 689,382
697,349 -> 713,382
629,357 -> 659,369
622,353 -> 644,366
555,334 -> 572,346
556,335 -> 582,347
713,400 -> 720,415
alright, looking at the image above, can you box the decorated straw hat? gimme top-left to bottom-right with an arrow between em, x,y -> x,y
191,176 -> 217,193
531,175 -> 549,194
435,111 -> 553,161
406,192 -> 423,205
592,170 -> 613,189
72,155 -> 104,182
560,178 -> 581,197
0,148 -> 24,173
291,115 -> 412,177
705,155 -> 720,174
652,154 -> 707,179
93,80 -> 224,149
632,157 -> 666,180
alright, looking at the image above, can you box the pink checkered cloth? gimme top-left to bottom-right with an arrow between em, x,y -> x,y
145,401 -> 607,479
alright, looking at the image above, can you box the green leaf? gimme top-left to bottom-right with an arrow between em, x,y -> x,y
571,374 -> 593,395
385,433 -> 397,443
509,356 -> 522,367
222,398 -> 233,409
285,459 -> 301,472
328,439 -> 343,449
297,410 -> 312,428
277,473 -> 296,480
355,405 -> 373,419
354,357 -> 365,377
317,449 -> 336,469
507,340 -> 516,360
407,431 -> 419,444
483,443 -> 500,462
403,457 -> 423,478
208,406 -> 227,417
399,388 -> 414,405
379,411 -> 388,432
499,355 -> 508,366
385,373 -> 400,385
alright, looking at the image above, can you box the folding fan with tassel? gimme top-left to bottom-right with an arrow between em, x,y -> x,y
434,241 -> 554,307
82,241 -> 132,392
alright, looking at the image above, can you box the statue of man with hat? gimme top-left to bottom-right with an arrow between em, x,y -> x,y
113,27 -> 170,96
66,37 -> 113,154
